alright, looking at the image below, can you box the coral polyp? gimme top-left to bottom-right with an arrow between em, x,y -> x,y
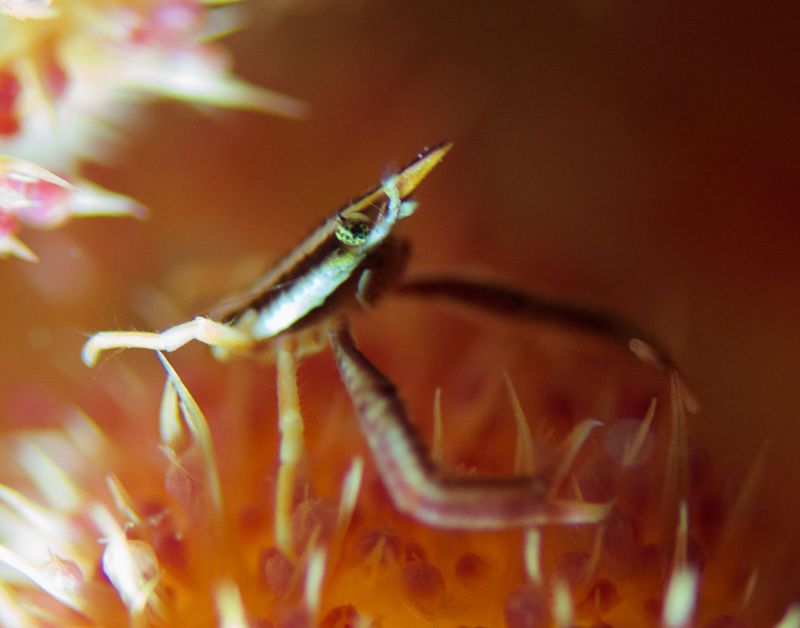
0,0 -> 304,169
0,301 -> 792,625
0,0 -> 304,260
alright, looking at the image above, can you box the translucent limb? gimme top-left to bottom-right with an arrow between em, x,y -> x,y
327,319 -> 611,530
82,316 -> 254,366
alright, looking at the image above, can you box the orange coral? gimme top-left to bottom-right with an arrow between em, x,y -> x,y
1,1 -> 799,626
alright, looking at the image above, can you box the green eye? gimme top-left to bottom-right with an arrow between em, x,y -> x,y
335,218 -> 371,246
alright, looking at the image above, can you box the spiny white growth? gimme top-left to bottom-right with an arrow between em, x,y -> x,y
0,157 -> 71,206
621,397 -> 657,467
585,523 -> 605,582
158,353 -> 224,524
431,388 -> 444,464
62,407 -> 113,460
1,2 -> 304,170
323,456 -> 364,567
740,568 -> 758,612
106,475 -> 143,527
214,579 -> 248,628
775,603 -> 800,628
0,580 -> 33,626
549,419 -> 602,496
672,501 -> 689,571
662,566 -> 698,627
159,376 -> 187,450
118,49 -> 306,115
15,441 -> 82,513
92,505 -> 159,610
663,374 -> 689,517
65,181 -> 146,221
0,544 -> 86,614
0,0 -> 56,20
505,372 -> 536,475
523,528 -> 541,585
720,443 -> 768,551
304,548 -> 327,616
0,484 -> 71,541
551,578 -> 574,627
337,457 -> 364,531
0,156 -> 143,261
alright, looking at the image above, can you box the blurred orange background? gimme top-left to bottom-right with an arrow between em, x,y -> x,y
1,1 -> 798,619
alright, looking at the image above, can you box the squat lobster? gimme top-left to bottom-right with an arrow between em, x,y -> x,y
83,143 -> 677,532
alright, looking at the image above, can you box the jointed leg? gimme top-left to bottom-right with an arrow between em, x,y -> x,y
82,316 -> 254,366
326,318 -> 610,530
395,276 -> 677,371
274,335 -> 306,557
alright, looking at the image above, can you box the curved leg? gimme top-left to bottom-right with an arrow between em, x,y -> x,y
327,319 -> 610,530
82,316 -> 254,366
395,276 -> 677,371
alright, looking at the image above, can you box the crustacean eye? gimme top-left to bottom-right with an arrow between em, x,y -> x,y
335,216 -> 372,246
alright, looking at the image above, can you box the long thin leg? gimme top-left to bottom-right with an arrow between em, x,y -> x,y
395,276 -> 676,371
82,317 -> 254,366
326,319 -> 610,530
274,335 -> 306,558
